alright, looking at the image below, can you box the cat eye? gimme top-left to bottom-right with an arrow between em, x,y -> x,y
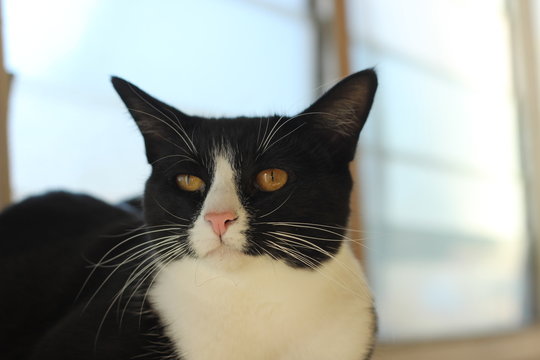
256,169 -> 288,192
176,174 -> 205,192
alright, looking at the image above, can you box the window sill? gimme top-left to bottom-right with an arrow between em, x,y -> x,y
373,324 -> 540,360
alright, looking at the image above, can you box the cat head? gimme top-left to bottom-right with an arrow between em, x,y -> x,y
112,70 -> 377,269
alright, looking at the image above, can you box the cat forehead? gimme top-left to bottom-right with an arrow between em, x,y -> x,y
190,116 -> 306,152
195,116 -> 290,134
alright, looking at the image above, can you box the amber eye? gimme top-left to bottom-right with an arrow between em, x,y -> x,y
256,169 -> 288,192
176,174 -> 205,192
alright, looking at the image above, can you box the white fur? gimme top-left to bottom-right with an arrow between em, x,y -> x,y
149,150 -> 374,359
188,152 -> 249,262
150,245 -> 373,360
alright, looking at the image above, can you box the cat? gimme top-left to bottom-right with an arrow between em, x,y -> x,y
0,69 -> 377,359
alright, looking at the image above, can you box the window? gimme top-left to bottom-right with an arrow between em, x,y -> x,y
349,0 -> 531,341
3,0 -> 315,201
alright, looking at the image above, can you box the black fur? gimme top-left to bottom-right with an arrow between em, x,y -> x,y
0,70 -> 377,359
0,192 -> 175,359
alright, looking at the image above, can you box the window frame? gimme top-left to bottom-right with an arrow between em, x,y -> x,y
373,325 -> 540,360
0,5 -> 12,210
507,0 -> 540,321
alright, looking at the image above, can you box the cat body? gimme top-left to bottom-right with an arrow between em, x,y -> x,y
0,192 -> 168,360
0,69 -> 377,359
152,245 -> 373,359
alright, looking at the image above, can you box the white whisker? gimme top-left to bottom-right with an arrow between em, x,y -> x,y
152,154 -> 199,166
125,81 -> 198,155
255,220 -> 368,233
150,197 -> 190,222
263,122 -> 306,153
119,242 -> 186,324
164,107 -> 198,155
258,191 -> 294,219
135,244 -> 188,324
268,231 -> 366,279
265,235 -> 368,298
77,228 -> 184,301
129,108 -> 198,156
94,240 -> 188,346
82,235 -> 181,312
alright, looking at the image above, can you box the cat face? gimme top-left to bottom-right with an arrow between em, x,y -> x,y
112,70 -> 377,269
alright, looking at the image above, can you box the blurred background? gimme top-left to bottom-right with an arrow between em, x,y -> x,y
0,0 -> 538,359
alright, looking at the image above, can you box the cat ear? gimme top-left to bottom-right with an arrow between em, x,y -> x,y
302,69 -> 377,162
111,76 -> 193,163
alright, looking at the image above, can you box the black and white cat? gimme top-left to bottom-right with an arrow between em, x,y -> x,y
0,69 -> 377,359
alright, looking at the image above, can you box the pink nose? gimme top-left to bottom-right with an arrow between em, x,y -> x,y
204,211 -> 238,236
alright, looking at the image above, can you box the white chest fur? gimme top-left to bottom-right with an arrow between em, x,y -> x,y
149,244 -> 374,360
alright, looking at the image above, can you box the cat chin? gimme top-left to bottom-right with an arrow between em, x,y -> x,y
199,243 -> 251,270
